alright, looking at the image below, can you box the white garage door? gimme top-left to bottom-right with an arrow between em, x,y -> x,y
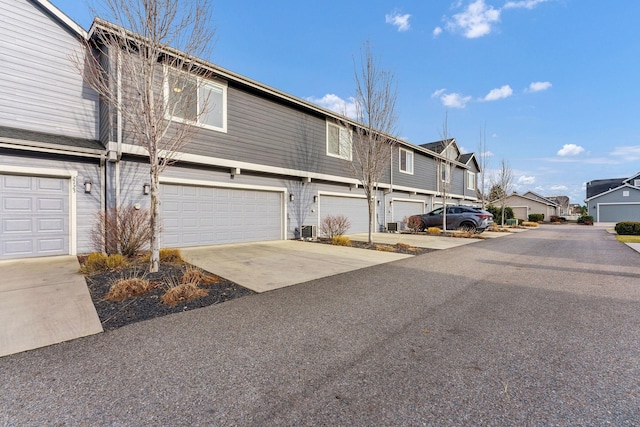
392,200 -> 424,223
319,195 -> 369,234
0,174 -> 69,259
161,184 -> 283,247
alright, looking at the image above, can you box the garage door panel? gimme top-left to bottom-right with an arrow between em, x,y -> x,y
1,174 -> 69,259
161,184 -> 282,247
319,195 -> 369,234
392,201 -> 424,223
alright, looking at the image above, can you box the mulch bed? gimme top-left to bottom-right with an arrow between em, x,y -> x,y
84,263 -> 254,331
314,238 -> 436,256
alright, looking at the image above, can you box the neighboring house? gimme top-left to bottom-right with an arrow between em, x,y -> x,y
545,195 -> 570,216
0,0 -> 103,260
492,191 -> 559,221
0,0 -> 481,260
585,173 -> 640,223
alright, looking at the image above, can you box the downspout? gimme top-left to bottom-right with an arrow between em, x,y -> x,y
100,153 -> 106,253
115,49 -> 123,212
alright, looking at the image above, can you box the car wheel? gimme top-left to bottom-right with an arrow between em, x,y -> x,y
459,222 -> 476,233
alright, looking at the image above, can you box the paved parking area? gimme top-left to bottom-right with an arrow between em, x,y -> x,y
181,240 -> 411,293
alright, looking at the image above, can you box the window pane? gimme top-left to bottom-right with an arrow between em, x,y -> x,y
200,84 -> 223,129
339,127 -> 351,158
328,125 -> 340,155
169,73 -> 197,120
407,152 -> 413,173
400,150 -> 407,171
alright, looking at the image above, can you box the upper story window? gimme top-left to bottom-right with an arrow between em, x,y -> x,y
634,179 -> 640,187
440,163 -> 451,183
326,122 -> 351,160
467,171 -> 476,190
165,67 -> 227,133
399,148 -> 414,174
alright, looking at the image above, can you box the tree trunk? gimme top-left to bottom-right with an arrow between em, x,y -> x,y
149,165 -> 160,273
367,193 -> 374,245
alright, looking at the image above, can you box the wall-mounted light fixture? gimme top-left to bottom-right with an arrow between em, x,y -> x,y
84,178 -> 92,193
289,193 -> 295,202
143,183 -> 150,195
377,199 -> 380,206
313,195 -> 318,203
389,200 -> 393,205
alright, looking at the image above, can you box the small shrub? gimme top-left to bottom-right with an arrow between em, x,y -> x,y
522,221 -> 539,227
105,254 -> 129,270
79,252 -> 108,274
550,215 -> 561,223
486,205 -> 514,224
615,222 -> 640,235
332,235 -> 351,246
104,276 -> 153,302
140,248 -> 184,264
180,265 -> 220,285
577,215 -> 594,225
320,214 -> 351,239
427,227 -> 442,235
403,216 -> 424,234
162,282 -> 208,307
528,213 -> 545,222
91,206 -> 153,257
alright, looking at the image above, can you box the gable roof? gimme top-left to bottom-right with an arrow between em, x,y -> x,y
586,177 -> 627,199
523,191 -> 558,206
31,0 -> 87,39
493,192 -> 558,207
585,183 -> 640,202
419,139 -> 455,154
623,172 -> 640,185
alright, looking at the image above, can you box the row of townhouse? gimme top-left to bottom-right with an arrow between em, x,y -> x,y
0,0 -> 480,260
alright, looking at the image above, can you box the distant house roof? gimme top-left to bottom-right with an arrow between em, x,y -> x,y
419,139 -> 455,154
523,191 -> 559,206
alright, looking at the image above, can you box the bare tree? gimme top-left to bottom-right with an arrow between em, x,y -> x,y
492,159 -> 514,226
343,41 -> 398,245
74,0 -> 215,272
477,124 -> 489,209
438,112 -> 455,232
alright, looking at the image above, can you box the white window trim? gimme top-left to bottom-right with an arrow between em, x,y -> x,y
326,122 -> 352,161
467,170 -> 476,190
399,148 -> 414,175
164,65 -> 228,133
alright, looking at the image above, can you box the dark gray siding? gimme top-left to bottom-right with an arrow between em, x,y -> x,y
0,0 -> 98,140
451,167 -> 465,195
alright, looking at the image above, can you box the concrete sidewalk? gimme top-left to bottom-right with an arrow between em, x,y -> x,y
181,240 -> 411,293
0,256 -> 102,357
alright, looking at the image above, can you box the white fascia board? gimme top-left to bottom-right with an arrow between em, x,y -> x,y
159,176 -> 286,193
0,139 -> 103,158
121,143 -> 362,186
0,164 -> 78,178
34,0 -> 88,39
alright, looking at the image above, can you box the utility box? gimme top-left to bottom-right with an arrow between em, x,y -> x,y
301,225 -> 317,240
387,222 -> 399,232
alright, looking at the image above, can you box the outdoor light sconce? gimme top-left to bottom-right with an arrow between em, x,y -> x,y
143,183 -> 150,195
313,195 -> 318,203
84,178 -> 92,193
289,193 -> 295,202
376,199 -> 380,206
389,200 -> 393,205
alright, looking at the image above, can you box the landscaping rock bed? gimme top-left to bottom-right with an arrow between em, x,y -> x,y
315,238 -> 436,255
84,263 -> 254,330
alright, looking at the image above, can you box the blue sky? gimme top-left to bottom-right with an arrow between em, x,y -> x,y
53,0 -> 640,203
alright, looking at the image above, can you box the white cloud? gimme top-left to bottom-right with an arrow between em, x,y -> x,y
518,175 -> 536,184
483,85 -> 513,101
446,0 -> 501,39
441,92 -> 472,108
557,144 -> 585,156
306,94 -> 358,119
528,81 -> 552,92
433,26 -> 443,37
610,146 -> 640,161
431,88 -> 446,98
385,12 -> 411,32
504,0 -> 550,10
550,185 -> 568,191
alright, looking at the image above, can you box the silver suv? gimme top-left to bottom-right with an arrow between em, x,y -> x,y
411,206 -> 494,233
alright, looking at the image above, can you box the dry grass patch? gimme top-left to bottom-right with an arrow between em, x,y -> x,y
162,282 -> 209,307
332,236 -> 351,246
104,276 -> 153,302
522,221 -> 539,227
106,254 -> 129,270
79,252 -> 108,274
616,235 -> 640,243
427,227 -> 442,235
374,244 -> 396,252
181,265 -> 221,285
139,248 -> 184,264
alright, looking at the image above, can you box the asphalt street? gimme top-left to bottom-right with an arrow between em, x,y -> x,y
2,224 -> 639,426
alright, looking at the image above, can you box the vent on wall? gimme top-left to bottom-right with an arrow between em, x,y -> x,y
301,225 -> 317,240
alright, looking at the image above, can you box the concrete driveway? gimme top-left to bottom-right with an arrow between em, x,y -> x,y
181,240 -> 411,293
0,256 -> 102,357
